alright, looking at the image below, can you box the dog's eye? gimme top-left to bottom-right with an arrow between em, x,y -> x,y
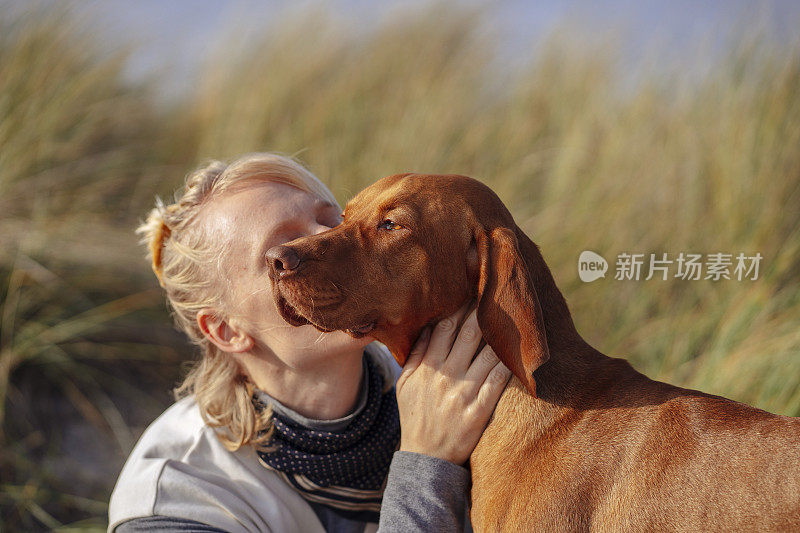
378,219 -> 403,231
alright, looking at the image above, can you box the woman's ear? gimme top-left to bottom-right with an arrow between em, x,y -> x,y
196,309 -> 255,353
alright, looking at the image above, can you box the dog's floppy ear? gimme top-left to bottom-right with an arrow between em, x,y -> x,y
475,226 -> 550,396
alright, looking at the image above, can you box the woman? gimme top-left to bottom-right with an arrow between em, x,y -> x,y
108,153 -> 511,532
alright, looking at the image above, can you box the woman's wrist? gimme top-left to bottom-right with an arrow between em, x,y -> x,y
398,442 -> 461,465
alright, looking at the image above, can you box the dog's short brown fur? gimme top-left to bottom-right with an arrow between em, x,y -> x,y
267,173 -> 800,532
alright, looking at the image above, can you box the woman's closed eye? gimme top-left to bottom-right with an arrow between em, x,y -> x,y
316,215 -> 342,231
317,205 -> 343,229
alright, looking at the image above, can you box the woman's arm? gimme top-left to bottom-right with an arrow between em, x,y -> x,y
379,451 -> 470,532
379,305 -> 511,532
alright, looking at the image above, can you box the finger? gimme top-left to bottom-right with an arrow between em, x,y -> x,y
441,309 -> 482,376
425,303 -> 471,367
475,360 -> 513,415
402,327 -> 431,375
464,344 -> 501,387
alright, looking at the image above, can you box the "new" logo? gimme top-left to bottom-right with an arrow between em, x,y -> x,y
578,251 -> 608,282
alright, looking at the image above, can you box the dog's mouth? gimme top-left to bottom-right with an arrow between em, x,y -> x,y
273,282 -> 377,337
276,293 -> 312,328
345,321 -> 377,338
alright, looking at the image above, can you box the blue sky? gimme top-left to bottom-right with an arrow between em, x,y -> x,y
13,0 -> 799,99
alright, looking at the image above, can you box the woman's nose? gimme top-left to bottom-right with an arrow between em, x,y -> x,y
266,245 -> 301,277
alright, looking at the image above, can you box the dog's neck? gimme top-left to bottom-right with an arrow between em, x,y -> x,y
514,226 -> 585,357
511,226 -> 642,406
516,232 -> 659,416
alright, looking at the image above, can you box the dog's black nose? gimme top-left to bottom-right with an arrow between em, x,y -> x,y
267,245 -> 301,276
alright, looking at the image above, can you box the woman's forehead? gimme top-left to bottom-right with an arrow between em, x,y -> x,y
199,181 -> 334,250
249,181 -> 322,216
210,181 -> 319,221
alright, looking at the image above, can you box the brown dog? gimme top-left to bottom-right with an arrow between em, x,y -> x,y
267,173 -> 800,532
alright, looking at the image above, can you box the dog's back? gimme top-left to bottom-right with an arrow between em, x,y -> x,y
470,352 -> 800,532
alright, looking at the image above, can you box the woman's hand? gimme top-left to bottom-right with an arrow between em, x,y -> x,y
395,304 -> 513,465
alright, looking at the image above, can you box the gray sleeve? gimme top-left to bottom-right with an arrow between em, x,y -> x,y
378,451 -> 470,533
114,515 -> 229,532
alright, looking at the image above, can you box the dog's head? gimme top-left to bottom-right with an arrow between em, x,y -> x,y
268,174 -> 550,395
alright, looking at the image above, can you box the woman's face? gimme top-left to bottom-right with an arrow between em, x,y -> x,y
199,180 -> 372,368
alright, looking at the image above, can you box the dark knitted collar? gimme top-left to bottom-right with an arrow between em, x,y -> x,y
254,352 -> 400,523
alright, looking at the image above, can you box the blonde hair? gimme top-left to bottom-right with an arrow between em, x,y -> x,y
137,153 -> 339,450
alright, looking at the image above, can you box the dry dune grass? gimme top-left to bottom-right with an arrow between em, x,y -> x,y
1,3 -> 798,530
